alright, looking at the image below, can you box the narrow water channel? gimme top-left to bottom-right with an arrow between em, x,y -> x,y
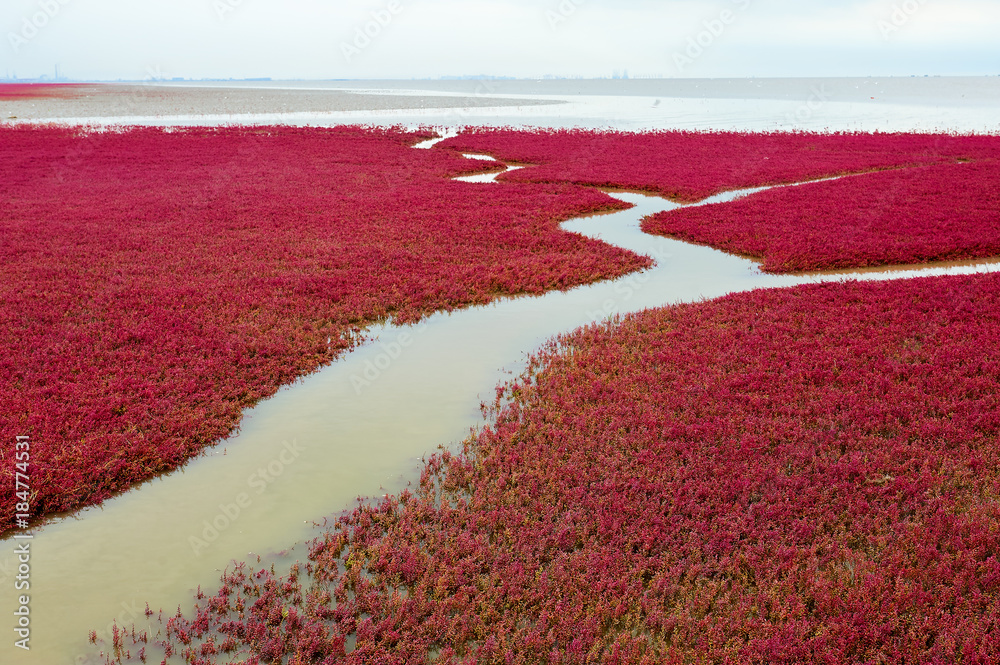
4,139 -> 1000,664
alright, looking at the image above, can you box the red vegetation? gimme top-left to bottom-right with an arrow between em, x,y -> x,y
437,128 -> 1000,203
130,273 -> 1000,664
0,125 -> 645,533
644,158 -> 1000,273
0,82 -> 88,100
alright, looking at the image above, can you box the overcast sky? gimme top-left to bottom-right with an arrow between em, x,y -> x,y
3,0 -> 999,81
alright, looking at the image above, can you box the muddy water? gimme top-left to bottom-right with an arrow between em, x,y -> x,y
5,143 -> 1000,664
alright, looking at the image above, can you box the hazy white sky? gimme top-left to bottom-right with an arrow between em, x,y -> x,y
2,0 -> 999,80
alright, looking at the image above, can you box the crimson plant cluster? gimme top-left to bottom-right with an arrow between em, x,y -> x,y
437,128 -> 1000,203
0,82 -> 86,99
644,158 -> 1000,273
0,124 -> 646,532
440,128 -> 1000,274
9,124 -> 1000,662
129,273 -> 1000,664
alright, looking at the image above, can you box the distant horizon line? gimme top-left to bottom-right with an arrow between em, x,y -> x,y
3,74 -> 999,84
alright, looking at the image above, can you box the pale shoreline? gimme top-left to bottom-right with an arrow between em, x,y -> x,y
0,82 -> 559,120
4,77 -> 998,132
